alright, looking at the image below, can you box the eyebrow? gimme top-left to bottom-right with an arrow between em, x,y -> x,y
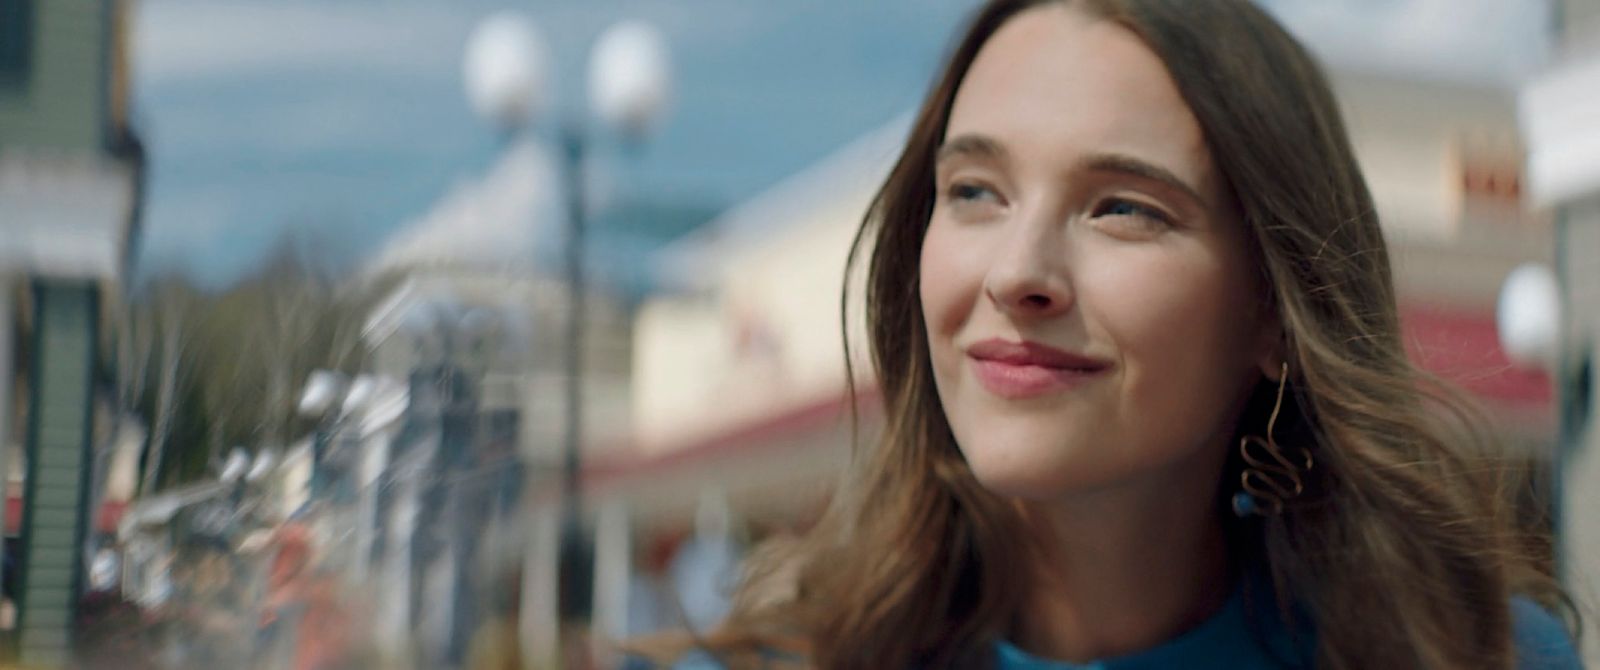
936,134 -> 1009,166
1077,152 -> 1208,208
936,133 -> 1208,208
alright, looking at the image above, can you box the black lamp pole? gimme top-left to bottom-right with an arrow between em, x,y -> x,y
557,121 -> 594,622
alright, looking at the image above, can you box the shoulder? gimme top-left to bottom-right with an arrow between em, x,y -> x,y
615,649 -> 722,670
659,649 -> 725,670
628,647 -> 809,670
1511,596 -> 1583,670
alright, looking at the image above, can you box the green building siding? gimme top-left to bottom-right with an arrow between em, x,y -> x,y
1,0 -> 129,664
0,0 -> 107,151
18,282 -> 99,666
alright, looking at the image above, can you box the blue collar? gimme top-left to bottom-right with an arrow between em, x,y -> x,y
995,576 -> 1314,670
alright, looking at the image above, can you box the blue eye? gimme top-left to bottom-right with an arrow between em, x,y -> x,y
946,182 -> 998,203
1094,198 -> 1171,225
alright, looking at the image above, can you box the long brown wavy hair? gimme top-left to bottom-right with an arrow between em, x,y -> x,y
645,1 -> 1575,668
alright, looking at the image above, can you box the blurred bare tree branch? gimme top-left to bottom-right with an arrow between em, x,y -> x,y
124,230 -> 387,491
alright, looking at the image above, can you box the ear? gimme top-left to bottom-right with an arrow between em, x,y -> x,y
1252,310 -> 1286,382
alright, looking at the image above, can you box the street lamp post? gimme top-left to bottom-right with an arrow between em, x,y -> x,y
464,12 -> 671,626
556,121 -> 592,622
297,369 -> 350,498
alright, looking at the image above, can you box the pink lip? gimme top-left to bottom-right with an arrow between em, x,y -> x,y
966,339 -> 1110,398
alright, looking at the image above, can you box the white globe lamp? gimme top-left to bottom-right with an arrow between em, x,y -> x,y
221,447 -> 251,484
246,450 -> 278,484
464,12 -> 548,132
588,20 -> 672,139
298,369 -> 348,417
1497,263 -> 1562,371
341,374 -> 378,418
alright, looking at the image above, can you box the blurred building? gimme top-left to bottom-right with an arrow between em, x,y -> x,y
1336,70 -> 1554,437
0,0 -> 144,665
604,119 -> 907,527
1561,0 -> 1600,45
364,141 -> 637,471
1526,0 -> 1600,662
353,137 -> 703,663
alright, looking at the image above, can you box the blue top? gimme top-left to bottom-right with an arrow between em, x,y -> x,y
995,590 -> 1581,670
662,586 -> 1582,669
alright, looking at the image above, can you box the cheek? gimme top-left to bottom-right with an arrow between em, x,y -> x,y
918,219 -> 985,339
1090,241 -> 1260,422
1101,252 -> 1240,346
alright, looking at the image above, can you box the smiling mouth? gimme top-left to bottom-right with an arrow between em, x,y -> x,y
970,359 -> 1105,398
965,339 -> 1110,398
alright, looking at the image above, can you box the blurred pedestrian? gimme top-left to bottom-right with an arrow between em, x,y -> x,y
256,519 -> 312,667
466,571 -> 524,670
293,570 -> 355,670
632,1 -> 1582,669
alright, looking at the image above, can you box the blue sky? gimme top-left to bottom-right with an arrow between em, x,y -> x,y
133,0 -> 979,286
132,0 -> 1551,288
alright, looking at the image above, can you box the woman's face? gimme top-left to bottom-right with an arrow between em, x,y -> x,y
920,5 -> 1277,501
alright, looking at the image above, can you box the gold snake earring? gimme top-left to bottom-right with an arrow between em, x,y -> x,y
1231,362 -> 1313,517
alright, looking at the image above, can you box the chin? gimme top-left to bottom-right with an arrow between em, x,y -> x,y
970,472 -> 1072,501
959,441 -> 1099,501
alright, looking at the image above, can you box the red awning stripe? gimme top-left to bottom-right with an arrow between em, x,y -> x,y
1400,304 -> 1552,408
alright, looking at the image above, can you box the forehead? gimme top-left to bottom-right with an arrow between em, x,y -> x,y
945,5 -> 1219,197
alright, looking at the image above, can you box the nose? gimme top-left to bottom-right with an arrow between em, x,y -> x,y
982,211 -> 1073,318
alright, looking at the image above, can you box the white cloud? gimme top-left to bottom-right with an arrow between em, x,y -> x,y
367,139 -> 562,275
135,0 -> 477,84
1260,0 -> 1553,84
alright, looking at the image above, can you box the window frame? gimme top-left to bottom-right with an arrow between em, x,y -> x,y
0,0 -> 36,91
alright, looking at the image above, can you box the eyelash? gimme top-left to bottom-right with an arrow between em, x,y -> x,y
1091,198 -> 1173,227
945,181 -> 999,204
943,181 -> 1172,229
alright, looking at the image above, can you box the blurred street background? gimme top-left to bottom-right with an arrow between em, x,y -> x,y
2,0 -> 1600,667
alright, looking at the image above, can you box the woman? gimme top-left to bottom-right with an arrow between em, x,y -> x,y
647,0 -> 1582,667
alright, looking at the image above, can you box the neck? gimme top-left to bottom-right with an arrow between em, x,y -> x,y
1009,455 -> 1233,663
